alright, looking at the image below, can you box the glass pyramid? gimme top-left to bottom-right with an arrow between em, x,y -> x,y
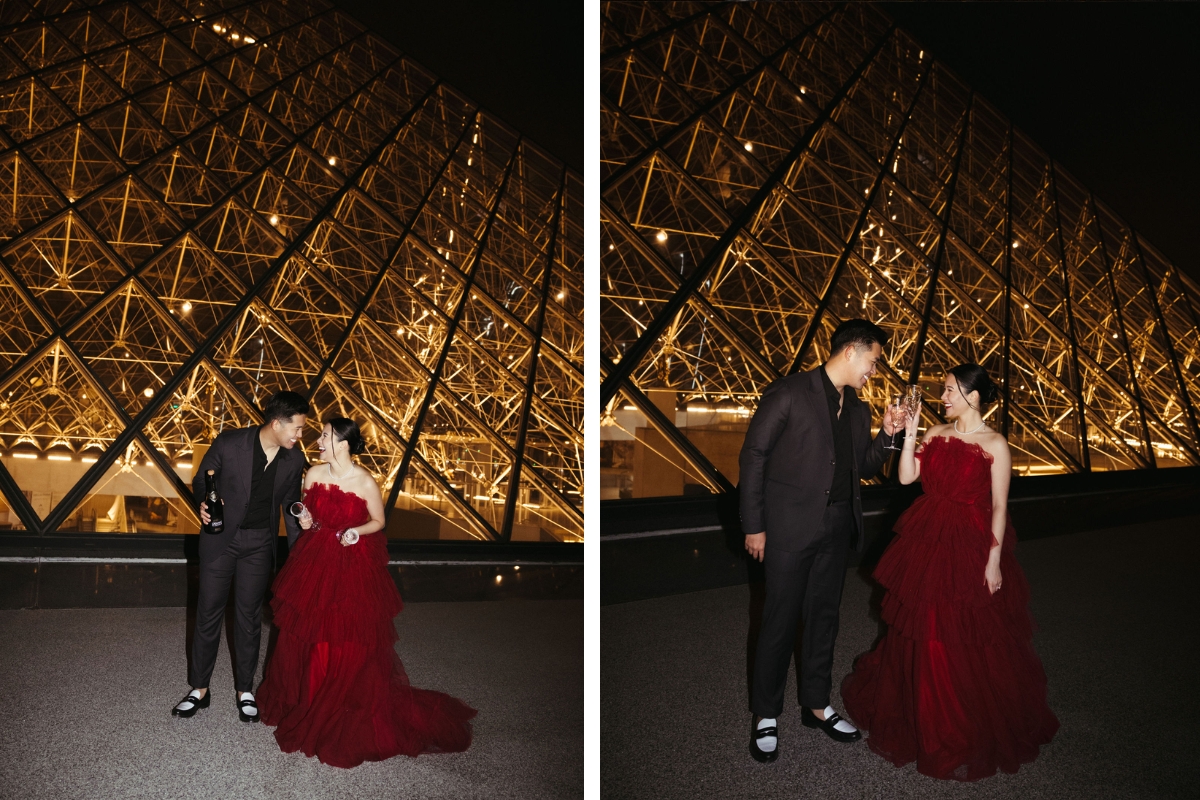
0,0 -> 582,542
599,1 -> 1200,500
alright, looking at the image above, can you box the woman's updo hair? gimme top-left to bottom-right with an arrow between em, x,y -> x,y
327,417 -> 366,456
947,363 -> 1001,409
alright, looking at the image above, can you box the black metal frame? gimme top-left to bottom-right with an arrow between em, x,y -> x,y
600,21 -> 898,409
383,139 -> 523,540
790,57 -> 933,375
906,94 -> 974,388
1087,193 -> 1155,467
599,3 -> 1200,495
0,3 -> 581,543
499,167 -> 569,540
601,353 -> 735,495
999,124 -> 1014,437
1132,234 -> 1200,450
599,4 -> 837,197
0,21 -> 395,532
1044,163 -> 1091,471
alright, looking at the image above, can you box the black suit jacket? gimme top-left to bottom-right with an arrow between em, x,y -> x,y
738,369 -> 889,552
192,426 -> 306,563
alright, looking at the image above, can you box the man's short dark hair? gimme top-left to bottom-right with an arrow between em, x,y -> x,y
261,391 -> 311,425
828,318 -> 889,358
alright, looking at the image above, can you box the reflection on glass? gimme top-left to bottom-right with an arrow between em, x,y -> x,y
58,442 -> 199,533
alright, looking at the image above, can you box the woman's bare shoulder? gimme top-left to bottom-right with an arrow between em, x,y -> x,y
340,469 -> 380,511
978,429 -> 1010,457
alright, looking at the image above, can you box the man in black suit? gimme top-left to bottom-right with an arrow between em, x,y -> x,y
739,319 -> 899,762
170,391 -> 310,723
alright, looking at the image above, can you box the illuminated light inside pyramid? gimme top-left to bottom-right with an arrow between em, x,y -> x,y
599,1 -> 1200,500
0,1 -> 581,542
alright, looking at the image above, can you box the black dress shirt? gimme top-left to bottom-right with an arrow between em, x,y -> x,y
241,433 -> 279,529
820,366 -> 854,503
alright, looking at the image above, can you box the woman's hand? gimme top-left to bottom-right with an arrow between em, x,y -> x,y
339,528 -> 360,546
985,559 -> 1002,594
298,507 -> 313,530
904,403 -> 921,438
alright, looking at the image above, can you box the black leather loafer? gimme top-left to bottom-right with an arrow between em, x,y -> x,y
237,696 -> 260,723
171,691 -> 210,718
750,718 -> 779,763
801,706 -> 861,742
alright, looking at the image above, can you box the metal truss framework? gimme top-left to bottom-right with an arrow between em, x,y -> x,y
600,1 -> 1200,495
0,0 -> 583,541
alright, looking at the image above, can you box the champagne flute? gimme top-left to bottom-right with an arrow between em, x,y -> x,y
290,501 -> 321,531
883,393 -> 908,450
904,385 -> 923,436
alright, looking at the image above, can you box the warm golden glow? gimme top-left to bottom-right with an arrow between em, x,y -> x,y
0,1 -> 582,542
599,2 -> 1200,500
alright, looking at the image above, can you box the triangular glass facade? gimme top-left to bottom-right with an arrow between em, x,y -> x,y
600,2 -> 1200,500
0,0 -> 582,542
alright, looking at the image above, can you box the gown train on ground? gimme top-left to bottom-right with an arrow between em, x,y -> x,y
257,482 -> 476,768
841,436 -> 1058,781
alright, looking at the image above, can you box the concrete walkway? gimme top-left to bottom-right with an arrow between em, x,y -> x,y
602,516 -> 1200,799
0,599 -> 582,799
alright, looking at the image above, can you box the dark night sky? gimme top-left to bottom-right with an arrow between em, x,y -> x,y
328,0 -> 582,174
880,2 -> 1200,285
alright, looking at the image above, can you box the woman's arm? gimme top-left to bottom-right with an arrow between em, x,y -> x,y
342,472 -> 387,544
897,416 -> 932,485
984,436 -> 1012,594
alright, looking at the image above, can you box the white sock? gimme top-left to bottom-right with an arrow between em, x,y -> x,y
239,692 -> 257,715
756,717 -> 777,752
824,706 -> 857,734
175,689 -> 203,711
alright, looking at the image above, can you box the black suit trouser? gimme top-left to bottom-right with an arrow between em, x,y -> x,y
189,527 -> 274,692
751,500 -> 854,718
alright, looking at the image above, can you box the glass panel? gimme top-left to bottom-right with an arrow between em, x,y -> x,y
412,382 -> 511,534
0,339 -> 125,523
66,281 -> 186,415
209,300 -> 321,407
389,455 -> 492,542
0,3 -> 582,545
0,153 -> 60,239
3,212 -> 128,327
0,474 -> 26,531
512,466 -> 583,542
600,2 -> 1199,488
0,78 -> 75,144
599,386 -> 726,500
141,360 -> 262,487
56,439 -> 200,533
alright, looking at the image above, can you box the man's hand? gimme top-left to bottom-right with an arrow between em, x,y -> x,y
881,404 -> 900,436
745,532 -> 766,562
198,499 -> 223,525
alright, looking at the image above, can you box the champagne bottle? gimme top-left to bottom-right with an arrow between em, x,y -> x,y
204,469 -> 224,534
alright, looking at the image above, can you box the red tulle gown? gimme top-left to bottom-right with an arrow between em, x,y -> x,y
841,436 -> 1058,781
257,483 -> 476,768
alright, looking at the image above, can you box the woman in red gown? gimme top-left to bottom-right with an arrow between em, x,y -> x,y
257,417 -> 476,768
841,364 -> 1058,781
